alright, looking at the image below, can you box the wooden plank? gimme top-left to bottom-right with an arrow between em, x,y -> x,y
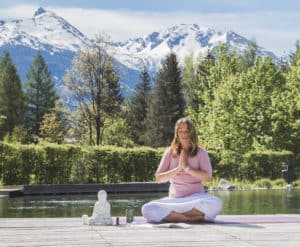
0,217 -> 300,246
0,218 -> 108,247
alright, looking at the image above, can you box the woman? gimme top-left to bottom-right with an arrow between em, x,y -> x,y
142,118 -> 222,223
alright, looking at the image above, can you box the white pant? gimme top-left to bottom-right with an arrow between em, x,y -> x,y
142,193 -> 222,223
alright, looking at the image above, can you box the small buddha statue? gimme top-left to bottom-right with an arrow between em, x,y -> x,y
88,190 -> 113,225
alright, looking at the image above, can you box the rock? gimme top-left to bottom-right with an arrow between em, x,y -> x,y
218,178 -> 235,191
209,186 -> 218,191
286,184 -> 293,191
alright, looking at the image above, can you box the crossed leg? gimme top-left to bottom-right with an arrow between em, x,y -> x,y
162,208 -> 205,223
183,208 -> 205,222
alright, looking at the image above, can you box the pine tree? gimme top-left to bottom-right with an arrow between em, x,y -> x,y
182,56 -> 198,111
102,63 -> 123,117
239,40 -> 259,71
127,67 -> 151,145
195,52 -> 215,110
24,51 -> 58,136
289,40 -> 300,66
182,53 -> 215,113
144,52 -> 185,147
0,50 -> 26,138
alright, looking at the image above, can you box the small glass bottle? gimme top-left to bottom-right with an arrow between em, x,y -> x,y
126,208 -> 134,224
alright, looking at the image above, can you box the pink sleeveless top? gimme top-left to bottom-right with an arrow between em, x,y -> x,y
156,147 -> 212,198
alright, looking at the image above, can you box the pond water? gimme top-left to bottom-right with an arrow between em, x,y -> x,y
0,189 -> 299,218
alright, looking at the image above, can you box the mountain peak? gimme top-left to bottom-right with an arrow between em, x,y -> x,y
0,6 -> 92,52
34,7 -> 47,17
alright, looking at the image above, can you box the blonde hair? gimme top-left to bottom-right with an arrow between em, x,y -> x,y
171,118 -> 198,157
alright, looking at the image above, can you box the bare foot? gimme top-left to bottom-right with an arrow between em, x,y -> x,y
163,211 -> 189,222
183,208 -> 205,217
186,215 -> 206,223
182,208 -> 207,223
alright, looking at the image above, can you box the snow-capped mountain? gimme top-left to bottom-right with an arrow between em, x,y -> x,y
0,7 -> 94,107
0,8 -> 280,104
0,7 -> 91,52
113,23 -> 279,74
0,7 -> 138,101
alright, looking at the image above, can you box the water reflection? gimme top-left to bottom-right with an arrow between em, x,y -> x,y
216,189 -> 300,215
0,189 -> 299,218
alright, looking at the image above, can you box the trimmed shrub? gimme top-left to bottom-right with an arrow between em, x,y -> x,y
214,150 -> 242,179
241,150 -> 295,181
271,178 -> 287,187
0,141 -> 297,185
254,178 -> 272,189
291,179 -> 300,187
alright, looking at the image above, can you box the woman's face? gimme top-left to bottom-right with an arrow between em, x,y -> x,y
177,123 -> 190,147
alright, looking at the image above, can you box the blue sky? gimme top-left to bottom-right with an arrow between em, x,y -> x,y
0,0 -> 299,57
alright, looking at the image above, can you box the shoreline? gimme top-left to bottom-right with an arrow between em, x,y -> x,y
0,182 -> 298,198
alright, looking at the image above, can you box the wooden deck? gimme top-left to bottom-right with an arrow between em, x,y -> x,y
1,216 -> 299,246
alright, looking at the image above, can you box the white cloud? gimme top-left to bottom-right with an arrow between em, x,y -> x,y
0,4 -> 37,19
0,4 -> 299,56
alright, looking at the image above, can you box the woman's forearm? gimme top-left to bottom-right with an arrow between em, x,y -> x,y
156,166 -> 181,183
185,167 -> 212,181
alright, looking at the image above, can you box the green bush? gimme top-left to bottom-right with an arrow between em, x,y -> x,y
0,142 -> 162,185
241,150 -> 294,181
34,144 -> 79,184
291,179 -> 300,187
271,178 -> 287,187
254,178 -> 272,189
0,143 -> 20,185
214,150 -> 242,179
0,141 -> 298,185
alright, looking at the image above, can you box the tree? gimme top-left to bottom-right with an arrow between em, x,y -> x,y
126,67 -> 152,145
144,52 -> 185,147
102,118 -> 134,147
187,45 -> 240,150
0,50 -> 26,138
64,33 -> 123,145
7,125 -> 31,144
239,40 -> 259,71
194,57 -> 286,153
196,52 -> 215,109
182,56 -> 199,112
283,54 -> 300,153
289,40 -> 300,67
23,51 -> 58,136
66,107 -> 93,145
0,115 -> 6,128
101,62 -> 123,116
39,102 -> 68,144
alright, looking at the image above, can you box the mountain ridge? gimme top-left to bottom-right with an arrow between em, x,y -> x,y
113,23 -> 279,74
0,8 -> 280,100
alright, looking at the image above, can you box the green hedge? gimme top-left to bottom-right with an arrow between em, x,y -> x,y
212,150 -> 242,179
241,150 -> 295,181
0,142 -> 298,185
0,143 -> 163,185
